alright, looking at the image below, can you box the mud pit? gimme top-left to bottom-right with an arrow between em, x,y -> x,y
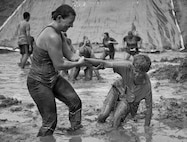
0,50 -> 187,142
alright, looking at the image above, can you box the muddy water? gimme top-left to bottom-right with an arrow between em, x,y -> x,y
0,51 -> 187,142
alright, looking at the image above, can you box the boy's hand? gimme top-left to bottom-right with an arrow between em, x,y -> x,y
78,56 -> 85,65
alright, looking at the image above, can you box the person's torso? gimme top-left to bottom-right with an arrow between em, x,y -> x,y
28,47 -> 58,88
114,64 -> 151,103
103,38 -> 115,52
28,26 -> 62,88
124,36 -> 139,48
18,21 -> 29,45
79,46 -> 92,58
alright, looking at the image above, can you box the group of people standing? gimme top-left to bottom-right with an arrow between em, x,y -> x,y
16,4 -> 152,139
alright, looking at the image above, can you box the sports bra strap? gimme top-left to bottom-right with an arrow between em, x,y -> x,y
37,25 -> 64,42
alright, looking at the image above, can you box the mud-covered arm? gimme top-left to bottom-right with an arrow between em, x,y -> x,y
47,34 -> 84,71
122,37 -> 127,49
85,58 -> 115,68
25,23 -> 31,45
136,36 -> 142,48
109,37 -> 118,44
61,34 -> 80,61
144,90 -> 152,126
85,58 -> 131,71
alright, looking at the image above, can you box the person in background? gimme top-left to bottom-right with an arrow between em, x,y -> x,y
85,54 -> 152,129
27,4 -> 85,137
123,31 -> 142,60
100,32 -> 118,60
14,35 -> 35,66
17,12 -> 31,68
70,36 -> 102,81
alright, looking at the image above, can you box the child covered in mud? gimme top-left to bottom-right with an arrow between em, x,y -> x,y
85,54 -> 152,128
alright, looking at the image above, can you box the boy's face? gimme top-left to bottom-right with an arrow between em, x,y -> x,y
133,69 -> 146,85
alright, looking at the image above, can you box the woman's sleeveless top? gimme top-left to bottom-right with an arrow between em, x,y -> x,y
28,26 -> 61,88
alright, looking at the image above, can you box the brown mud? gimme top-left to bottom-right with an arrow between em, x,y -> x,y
0,50 -> 187,142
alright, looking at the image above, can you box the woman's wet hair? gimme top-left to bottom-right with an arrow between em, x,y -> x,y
51,4 -> 76,20
23,12 -> 30,19
133,54 -> 151,73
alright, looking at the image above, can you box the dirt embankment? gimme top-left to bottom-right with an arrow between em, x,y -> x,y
0,51 -> 187,142
150,56 -> 187,129
151,56 -> 187,82
173,0 -> 187,48
0,0 -> 184,51
0,0 -> 24,26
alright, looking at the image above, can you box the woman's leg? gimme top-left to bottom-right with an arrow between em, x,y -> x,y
53,76 -> 82,130
27,77 -> 57,137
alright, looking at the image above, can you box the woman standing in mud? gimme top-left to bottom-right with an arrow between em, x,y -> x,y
27,4 -> 85,137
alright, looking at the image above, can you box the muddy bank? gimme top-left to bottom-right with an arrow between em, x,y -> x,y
0,0 -> 24,26
0,51 -> 187,142
151,56 -> 187,82
0,0 -> 182,51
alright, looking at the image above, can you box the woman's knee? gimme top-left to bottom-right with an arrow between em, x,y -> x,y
69,94 -> 82,112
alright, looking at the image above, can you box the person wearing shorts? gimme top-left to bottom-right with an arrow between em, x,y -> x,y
100,32 -> 118,60
17,12 -> 31,68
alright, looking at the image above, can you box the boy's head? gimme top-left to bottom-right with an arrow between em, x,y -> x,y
133,54 -> 151,73
103,32 -> 109,38
23,12 -> 30,21
132,54 -> 151,84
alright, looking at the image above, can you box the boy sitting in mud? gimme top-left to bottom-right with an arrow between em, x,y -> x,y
85,54 -> 152,128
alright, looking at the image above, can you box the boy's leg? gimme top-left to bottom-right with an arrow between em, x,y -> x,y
21,44 -> 29,68
113,100 -> 130,128
98,86 -> 119,123
53,76 -> 82,130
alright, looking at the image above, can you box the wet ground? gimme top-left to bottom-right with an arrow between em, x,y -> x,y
0,50 -> 187,142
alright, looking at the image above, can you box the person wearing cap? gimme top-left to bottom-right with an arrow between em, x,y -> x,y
100,32 -> 118,60
123,31 -> 142,60
85,54 -> 152,128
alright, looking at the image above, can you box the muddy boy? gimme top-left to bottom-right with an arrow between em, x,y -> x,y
85,54 -> 152,128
